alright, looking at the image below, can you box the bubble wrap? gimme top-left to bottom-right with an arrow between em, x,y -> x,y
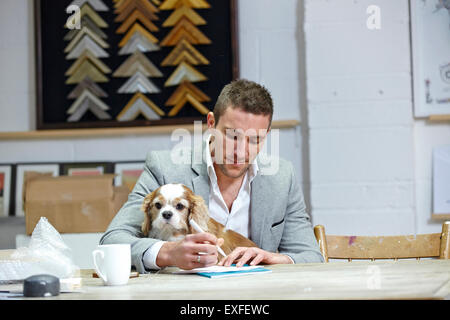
0,217 -> 79,281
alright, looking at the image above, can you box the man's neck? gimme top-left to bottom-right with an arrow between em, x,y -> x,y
208,137 -> 247,189
213,162 -> 246,188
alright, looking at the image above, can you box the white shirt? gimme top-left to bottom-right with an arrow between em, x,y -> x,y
143,135 -> 258,270
205,135 -> 258,238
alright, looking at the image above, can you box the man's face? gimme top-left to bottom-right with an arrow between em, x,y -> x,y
208,106 -> 271,179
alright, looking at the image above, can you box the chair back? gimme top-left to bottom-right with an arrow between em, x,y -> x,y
314,222 -> 450,262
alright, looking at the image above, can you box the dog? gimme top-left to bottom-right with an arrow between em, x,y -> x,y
141,183 -> 257,257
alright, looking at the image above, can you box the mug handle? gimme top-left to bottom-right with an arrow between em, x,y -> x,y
92,250 -> 107,283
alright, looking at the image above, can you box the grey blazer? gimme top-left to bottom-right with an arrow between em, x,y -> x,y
100,145 -> 324,273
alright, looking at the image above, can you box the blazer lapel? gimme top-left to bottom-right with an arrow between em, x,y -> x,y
250,173 -> 270,247
191,142 -> 210,206
192,174 -> 210,206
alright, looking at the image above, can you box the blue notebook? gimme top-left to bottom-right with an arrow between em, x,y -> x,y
197,267 -> 271,278
195,265 -> 272,279
175,264 -> 272,278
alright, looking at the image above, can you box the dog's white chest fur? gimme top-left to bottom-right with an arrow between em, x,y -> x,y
149,224 -> 185,242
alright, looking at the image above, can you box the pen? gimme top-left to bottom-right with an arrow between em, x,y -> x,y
189,219 -> 227,257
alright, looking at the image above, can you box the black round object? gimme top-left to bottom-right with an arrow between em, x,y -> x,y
23,274 -> 60,297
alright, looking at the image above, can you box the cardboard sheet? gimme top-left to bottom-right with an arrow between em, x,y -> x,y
24,175 -> 129,234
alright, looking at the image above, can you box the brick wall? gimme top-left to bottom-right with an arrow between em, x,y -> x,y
304,0 -> 416,235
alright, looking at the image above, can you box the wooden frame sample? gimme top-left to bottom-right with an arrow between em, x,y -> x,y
35,0 -> 239,129
0,165 -> 12,217
15,164 -> 60,217
60,162 -> 113,176
114,161 -> 145,192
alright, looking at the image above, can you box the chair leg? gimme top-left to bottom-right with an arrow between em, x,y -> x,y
440,221 -> 450,259
314,225 -> 329,262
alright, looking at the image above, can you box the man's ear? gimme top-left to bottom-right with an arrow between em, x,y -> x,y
141,190 -> 157,236
188,194 -> 210,233
207,112 -> 215,129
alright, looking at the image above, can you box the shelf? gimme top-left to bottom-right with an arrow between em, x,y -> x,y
428,115 -> 450,121
431,214 -> 450,221
0,120 -> 300,141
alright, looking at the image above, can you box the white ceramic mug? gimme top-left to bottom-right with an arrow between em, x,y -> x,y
92,244 -> 131,286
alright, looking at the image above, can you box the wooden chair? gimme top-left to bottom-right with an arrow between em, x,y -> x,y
313,222 -> 450,262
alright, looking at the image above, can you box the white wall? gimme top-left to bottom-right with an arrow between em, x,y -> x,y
0,0 -> 35,132
304,0 -> 450,235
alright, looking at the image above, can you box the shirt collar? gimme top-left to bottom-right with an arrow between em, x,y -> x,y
205,134 -> 259,183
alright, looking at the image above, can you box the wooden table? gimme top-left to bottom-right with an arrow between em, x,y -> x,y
4,259 -> 450,300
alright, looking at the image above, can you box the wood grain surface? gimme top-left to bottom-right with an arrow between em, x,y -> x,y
3,260 -> 449,300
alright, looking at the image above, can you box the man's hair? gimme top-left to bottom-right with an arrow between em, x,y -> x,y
213,79 -> 273,127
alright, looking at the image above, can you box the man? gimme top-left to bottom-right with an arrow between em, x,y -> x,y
100,79 -> 323,273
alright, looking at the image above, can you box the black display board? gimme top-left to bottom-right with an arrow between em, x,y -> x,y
35,0 -> 238,129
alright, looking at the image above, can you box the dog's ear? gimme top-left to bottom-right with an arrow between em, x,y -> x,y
141,190 -> 157,237
188,193 -> 210,233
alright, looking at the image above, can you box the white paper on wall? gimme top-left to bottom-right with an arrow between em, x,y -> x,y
433,145 -> 450,214
411,0 -> 450,117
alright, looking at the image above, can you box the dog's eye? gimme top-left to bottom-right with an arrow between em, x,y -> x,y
154,202 -> 162,210
176,203 -> 184,210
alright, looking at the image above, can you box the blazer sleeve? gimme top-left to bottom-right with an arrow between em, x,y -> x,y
278,163 -> 324,263
99,151 -> 165,274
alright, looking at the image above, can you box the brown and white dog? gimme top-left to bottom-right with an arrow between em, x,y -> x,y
141,183 -> 257,257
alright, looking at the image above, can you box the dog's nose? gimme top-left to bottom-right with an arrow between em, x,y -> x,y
162,211 -> 173,220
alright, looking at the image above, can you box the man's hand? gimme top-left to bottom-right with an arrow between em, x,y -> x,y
218,247 -> 293,267
156,233 -> 224,270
